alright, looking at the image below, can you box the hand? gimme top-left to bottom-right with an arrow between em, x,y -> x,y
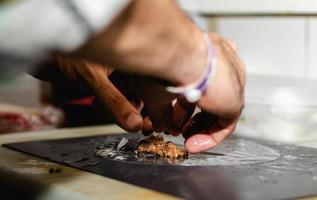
31,55 -> 148,133
132,33 -> 245,153
97,30 -> 244,154
132,77 -> 195,135
170,33 -> 245,153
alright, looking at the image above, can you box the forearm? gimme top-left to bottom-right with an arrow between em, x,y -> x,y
0,0 -> 206,85
75,0 -> 206,86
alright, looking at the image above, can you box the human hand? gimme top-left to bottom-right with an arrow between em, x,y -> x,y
133,32 -> 245,153
171,33 -> 245,153
31,55 -> 149,133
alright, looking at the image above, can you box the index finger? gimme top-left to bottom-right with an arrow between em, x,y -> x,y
93,77 -> 144,133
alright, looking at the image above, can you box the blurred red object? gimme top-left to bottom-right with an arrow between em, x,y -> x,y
0,103 -> 64,134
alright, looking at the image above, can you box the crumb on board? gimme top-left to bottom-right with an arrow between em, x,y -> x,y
48,167 -> 63,174
136,135 -> 188,159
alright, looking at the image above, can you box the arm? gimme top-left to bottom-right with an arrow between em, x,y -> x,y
0,0 -> 203,84
1,0 -> 245,152
72,0 -> 207,86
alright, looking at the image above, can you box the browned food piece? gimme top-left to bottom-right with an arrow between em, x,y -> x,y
136,135 -> 188,159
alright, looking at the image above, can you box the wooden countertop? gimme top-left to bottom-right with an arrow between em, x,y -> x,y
0,125 -> 178,200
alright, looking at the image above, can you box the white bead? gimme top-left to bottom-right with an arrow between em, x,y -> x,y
185,89 -> 202,103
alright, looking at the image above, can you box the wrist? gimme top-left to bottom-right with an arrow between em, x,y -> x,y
111,0 -> 207,86
166,32 -> 217,103
117,11 -> 207,87
167,29 -> 207,86
77,0 -> 205,80
74,0 -> 206,86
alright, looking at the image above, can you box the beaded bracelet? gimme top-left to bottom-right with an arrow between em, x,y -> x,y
166,32 -> 216,103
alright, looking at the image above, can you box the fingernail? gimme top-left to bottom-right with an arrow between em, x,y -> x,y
185,134 -> 216,153
125,113 -> 143,132
193,138 -> 213,148
142,119 -> 153,136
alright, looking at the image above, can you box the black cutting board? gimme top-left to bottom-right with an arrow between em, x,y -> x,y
3,133 -> 317,200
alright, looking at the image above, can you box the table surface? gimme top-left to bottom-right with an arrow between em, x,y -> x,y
0,125 -> 317,200
0,125 -> 178,200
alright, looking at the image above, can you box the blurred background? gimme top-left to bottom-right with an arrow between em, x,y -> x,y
2,0 -> 317,144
